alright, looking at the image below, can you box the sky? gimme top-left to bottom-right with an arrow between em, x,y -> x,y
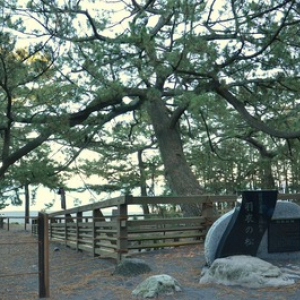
1,181 -> 99,213
1,180 -> 143,215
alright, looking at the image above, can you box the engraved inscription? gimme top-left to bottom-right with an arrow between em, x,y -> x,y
268,219 -> 300,253
215,190 -> 278,259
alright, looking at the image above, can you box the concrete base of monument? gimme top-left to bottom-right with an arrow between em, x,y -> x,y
204,201 -> 300,266
200,255 -> 298,288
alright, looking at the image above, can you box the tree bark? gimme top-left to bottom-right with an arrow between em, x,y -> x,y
25,183 -> 30,224
241,136 -> 276,189
146,95 -> 205,216
259,158 -> 275,189
138,148 -> 150,215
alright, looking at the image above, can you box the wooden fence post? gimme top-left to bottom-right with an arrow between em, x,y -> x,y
76,212 -> 83,251
38,212 -> 50,298
202,199 -> 218,236
116,204 -> 128,262
92,209 -> 105,257
65,214 -> 71,247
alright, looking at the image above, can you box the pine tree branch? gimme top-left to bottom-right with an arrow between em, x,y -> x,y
214,78 -> 300,139
0,131 -> 52,179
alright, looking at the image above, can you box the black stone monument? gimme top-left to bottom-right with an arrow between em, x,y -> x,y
215,190 -> 278,259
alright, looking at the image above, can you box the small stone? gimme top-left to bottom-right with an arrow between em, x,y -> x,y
112,258 -> 152,276
132,274 -> 182,299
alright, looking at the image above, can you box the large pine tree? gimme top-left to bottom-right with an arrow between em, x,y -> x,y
1,1 -> 300,214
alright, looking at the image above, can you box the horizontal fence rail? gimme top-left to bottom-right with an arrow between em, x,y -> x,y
32,193 -> 300,262
0,216 -> 38,231
127,216 -> 207,250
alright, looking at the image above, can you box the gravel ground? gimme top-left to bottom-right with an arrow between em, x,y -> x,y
1,225 -> 300,300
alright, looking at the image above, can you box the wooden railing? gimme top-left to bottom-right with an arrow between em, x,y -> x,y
33,193 -> 300,262
0,216 -> 37,231
0,213 -> 49,298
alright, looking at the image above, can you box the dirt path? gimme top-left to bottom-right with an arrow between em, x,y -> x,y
1,226 -> 300,300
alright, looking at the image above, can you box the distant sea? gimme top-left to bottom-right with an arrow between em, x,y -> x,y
0,211 -> 39,224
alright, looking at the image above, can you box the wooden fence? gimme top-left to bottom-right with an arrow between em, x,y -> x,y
0,216 -> 36,231
0,213 -> 49,298
32,194 -> 300,262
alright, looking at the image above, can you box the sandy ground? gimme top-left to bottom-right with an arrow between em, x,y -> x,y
1,225 -> 300,300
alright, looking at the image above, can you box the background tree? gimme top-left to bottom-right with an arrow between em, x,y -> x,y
0,31 -> 64,208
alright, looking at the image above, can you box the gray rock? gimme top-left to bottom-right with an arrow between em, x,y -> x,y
272,201 -> 300,218
132,274 -> 182,299
204,210 -> 234,266
204,201 -> 300,265
200,255 -> 295,288
112,258 -> 152,276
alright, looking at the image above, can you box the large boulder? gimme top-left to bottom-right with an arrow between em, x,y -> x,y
132,274 -> 182,299
200,255 -> 295,288
204,210 -> 234,266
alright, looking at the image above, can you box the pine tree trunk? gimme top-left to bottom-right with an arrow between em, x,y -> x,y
259,158 -> 275,189
146,96 -> 205,216
138,149 -> 150,215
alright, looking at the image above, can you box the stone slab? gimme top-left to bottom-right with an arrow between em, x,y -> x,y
200,255 -> 296,288
258,201 -> 300,260
268,218 -> 300,253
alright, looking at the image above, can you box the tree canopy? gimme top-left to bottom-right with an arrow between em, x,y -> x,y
1,0 -> 300,213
